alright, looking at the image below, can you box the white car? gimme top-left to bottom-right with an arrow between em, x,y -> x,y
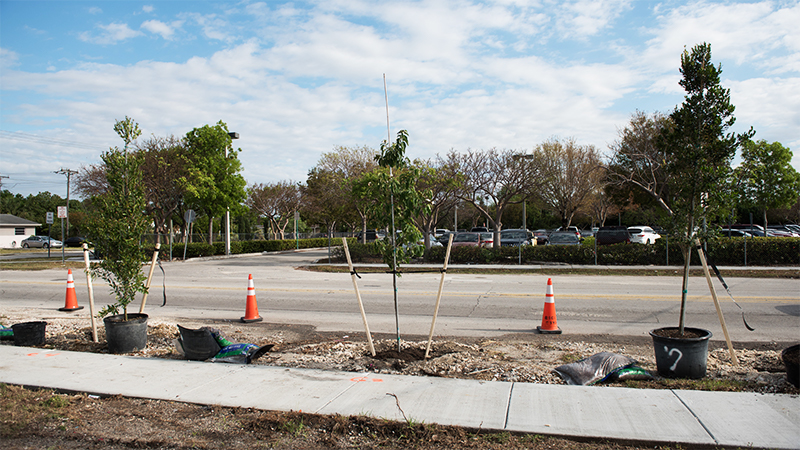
627,226 -> 660,244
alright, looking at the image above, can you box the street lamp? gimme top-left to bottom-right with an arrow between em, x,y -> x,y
226,132 -> 239,256
512,153 -> 535,230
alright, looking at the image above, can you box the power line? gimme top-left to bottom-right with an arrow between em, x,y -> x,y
0,130 -> 108,151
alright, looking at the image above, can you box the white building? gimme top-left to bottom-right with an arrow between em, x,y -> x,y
0,214 -> 41,248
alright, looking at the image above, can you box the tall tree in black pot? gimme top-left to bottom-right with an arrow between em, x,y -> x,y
86,116 -> 151,353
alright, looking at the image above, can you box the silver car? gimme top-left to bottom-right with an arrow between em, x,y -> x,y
21,235 -> 63,248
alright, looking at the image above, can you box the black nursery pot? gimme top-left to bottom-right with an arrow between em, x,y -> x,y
104,313 -> 148,354
12,321 -> 47,346
781,344 -> 799,388
650,327 -> 712,379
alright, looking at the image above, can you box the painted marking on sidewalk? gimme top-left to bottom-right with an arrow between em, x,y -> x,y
350,376 -> 383,382
26,352 -> 60,357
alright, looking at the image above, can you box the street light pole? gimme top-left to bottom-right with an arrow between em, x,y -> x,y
226,132 -> 239,256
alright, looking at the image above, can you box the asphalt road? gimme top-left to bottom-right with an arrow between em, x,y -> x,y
1,249 -> 798,342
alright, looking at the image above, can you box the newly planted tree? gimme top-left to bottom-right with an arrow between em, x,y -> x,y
660,43 -> 753,334
86,117 -> 150,320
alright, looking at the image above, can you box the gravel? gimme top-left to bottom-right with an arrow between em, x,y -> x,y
2,311 -> 798,395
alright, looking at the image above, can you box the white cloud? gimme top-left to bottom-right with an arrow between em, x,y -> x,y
641,1 -> 800,75
184,13 -> 235,42
79,22 -> 143,45
141,20 -> 182,40
0,48 -> 19,69
88,7 -> 102,15
143,5 -> 154,14
554,0 -> 633,39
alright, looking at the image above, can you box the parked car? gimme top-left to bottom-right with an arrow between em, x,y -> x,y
423,234 -> 443,247
627,226 -> 660,244
547,231 -> 582,245
499,229 -> 531,247
479,232 -> 494,247
470,226 -> 489,232
355,229 -> 386,242
767,225 -> 799,237
555,225 -> 580,235
21,236 -> 62,248
785,224 -> 800,234
532,229 -> 549,245
580,229 -> 595,238
64,236 -> 92,247
436,231 -> 455,245
718,228 -> 752,238
723,224 -> 775,236
721,227 -> 768,237
434,229 -> 450,238
594,226 -> 631,246
451,232 -> 482,247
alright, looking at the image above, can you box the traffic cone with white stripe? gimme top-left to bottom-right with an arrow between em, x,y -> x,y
59,269 -> 84,312
537,278 -> 561,334
241,274 -> 263,323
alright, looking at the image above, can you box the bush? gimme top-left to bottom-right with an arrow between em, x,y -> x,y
420,237 -> 799,266
166,236 -> 798,266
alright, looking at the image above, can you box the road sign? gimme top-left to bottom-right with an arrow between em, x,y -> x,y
184,209 -> 196,224
57,206 -> 67,218
46,212 -> 54,224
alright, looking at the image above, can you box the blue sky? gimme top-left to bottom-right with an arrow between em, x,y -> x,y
1,0 -> 798,198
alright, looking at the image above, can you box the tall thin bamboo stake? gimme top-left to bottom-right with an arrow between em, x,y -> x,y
696,245 -> 738,365
139,243 -> 161,314
384,73 -> 401,353
81,244 -> 98,342
342,238 -> 376,356
425,233 -> 454,358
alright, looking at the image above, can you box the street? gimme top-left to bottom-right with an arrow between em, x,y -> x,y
1,249 -> 798,341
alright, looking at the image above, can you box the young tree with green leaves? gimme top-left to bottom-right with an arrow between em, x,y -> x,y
660,43 -> 754,333
86,117 -> 150,320
735,140 -> 800,228
354,130 -> 430,271
353,130 -> 430,352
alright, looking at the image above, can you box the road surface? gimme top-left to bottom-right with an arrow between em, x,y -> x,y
1,249 -> 797,341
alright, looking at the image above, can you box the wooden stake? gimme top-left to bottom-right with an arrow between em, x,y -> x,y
342,238 -> 376,356
81,244 -> 98,342
139,243 -> 161,314
697,245 -> 738,365
426,233 -> 454,358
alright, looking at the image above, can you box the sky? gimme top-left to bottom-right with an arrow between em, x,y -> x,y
1,0 -> 799,199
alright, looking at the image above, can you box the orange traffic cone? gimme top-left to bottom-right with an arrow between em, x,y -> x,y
241,274 -> 263,323
537,278 -> 561,334
59,269 -> 84,312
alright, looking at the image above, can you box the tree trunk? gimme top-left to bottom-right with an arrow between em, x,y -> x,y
679,242 -> 690,335
361,215 -> 367,244
678,209 -> 695,336
763,209 -> 768,232
207,218 -> 214,245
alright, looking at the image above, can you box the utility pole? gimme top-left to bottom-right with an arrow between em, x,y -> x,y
55,168 -> 78,237
0,174 -> 8,213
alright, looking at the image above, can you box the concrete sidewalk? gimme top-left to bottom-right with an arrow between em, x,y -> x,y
2,345 -> 798,449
